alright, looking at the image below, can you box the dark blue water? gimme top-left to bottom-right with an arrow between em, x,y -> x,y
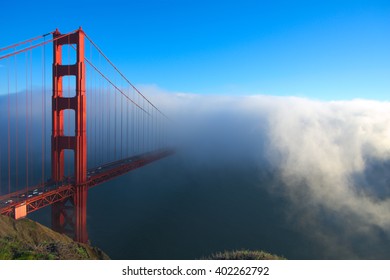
29,153 -> 321,260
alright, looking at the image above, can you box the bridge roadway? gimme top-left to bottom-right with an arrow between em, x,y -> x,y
0,149 -> 174,217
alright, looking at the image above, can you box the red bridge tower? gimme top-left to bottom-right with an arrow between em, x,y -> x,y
51,28 -> 88,243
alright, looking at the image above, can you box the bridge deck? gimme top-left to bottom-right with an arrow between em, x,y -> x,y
0,149 -> 174,217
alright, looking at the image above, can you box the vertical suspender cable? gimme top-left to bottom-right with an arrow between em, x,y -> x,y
15,51 -> 18,192
140,94 -> 141,153
106,77 -> 109,160
42,35 -> 46,185
126,87 -> 129,158
142,98 -> 145,152
7,57 -> 11,194
100,55 -> 103,165
148,103 -> 150,151
113,82 -> 118,160
120,82 -> 123,159
30,47 -> 33,185
132,90 -> 135,155
25,51 -> 28,191
93,44 -> 97,167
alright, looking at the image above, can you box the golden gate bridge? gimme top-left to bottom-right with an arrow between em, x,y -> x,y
0,27 -> 174,243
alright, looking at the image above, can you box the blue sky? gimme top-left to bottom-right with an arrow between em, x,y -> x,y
1,0 -> 389,100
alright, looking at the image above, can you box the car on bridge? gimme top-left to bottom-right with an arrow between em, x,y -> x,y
5,199 -> 13,205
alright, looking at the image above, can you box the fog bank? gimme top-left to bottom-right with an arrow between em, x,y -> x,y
142,85 -> 390,258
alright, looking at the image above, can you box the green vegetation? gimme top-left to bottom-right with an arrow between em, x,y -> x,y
0,215 -> 109,260
0,216 -> 287,260
205,249 -> 285,260
0,236 -> 56,260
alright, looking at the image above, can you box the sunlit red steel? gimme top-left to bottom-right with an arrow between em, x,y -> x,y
51,28 -> 88,243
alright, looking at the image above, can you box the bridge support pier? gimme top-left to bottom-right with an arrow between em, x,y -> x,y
51,198 -> 72,235
73,185 -> 88,243
51,28 -> 88,243
51,186 -> 88,242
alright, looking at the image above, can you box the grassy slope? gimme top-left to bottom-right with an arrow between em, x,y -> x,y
0,215 -> 109,260
205,249 -> 286,260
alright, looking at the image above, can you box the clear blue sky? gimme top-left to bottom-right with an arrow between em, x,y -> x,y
1,0 -> 389,100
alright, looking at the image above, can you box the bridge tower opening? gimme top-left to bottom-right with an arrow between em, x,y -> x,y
51,28 -> 88,243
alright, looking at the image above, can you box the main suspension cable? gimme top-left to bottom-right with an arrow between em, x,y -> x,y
84,33 -> 170,121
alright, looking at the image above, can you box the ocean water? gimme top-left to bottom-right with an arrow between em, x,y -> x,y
31,154 -> 310,259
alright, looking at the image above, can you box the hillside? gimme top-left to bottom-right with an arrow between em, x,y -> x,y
0,215 -> 109,260
205,249 -> 285,260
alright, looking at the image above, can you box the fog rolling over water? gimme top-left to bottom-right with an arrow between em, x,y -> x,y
4,89 -> 390,259
124,88 -> 390,259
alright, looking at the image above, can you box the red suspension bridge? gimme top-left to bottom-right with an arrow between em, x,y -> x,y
0,28 -> 174,243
